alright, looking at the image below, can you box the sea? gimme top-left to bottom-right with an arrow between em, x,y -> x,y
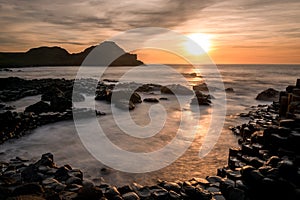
0,64 -> 300,186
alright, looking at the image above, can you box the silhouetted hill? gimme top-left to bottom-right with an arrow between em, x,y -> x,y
0,41 -> 143,67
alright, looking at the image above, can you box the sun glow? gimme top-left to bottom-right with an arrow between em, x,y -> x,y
184,33 -> 211,55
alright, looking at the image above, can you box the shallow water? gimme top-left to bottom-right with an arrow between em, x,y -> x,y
0,64 -> 299,186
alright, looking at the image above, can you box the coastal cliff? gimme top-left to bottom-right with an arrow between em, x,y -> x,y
0,41 -> 143,67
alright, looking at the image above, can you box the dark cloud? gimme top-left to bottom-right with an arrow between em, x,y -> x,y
0,0 -> 299,55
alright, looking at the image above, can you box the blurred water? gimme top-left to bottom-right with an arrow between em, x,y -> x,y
0,64 -> 299,186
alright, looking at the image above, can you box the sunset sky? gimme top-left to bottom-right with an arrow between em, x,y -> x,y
0,0 -> 299,64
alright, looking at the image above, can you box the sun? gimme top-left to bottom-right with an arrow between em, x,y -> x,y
184,33 -> 211,55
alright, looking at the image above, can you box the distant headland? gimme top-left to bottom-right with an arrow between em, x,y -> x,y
0,41 -> 144,68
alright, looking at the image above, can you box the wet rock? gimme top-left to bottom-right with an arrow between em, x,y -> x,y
122,192 -> 140,200
214,194 -> 226,200
241,167 -> 264,186
54,166 -> 71,182
60,191 -> 79,199
15,156 -> 29,162
77,184 -> 103,200
41,86 -> 64,102
182,185 -> 212,200
152,188 -> 169,200
105,186 -> 121,199
239,113 -> 249,117
193,83 -> 209,92
266,156 -> 281,167
277,160 -> 298,179
118,185 -> 133,195
279,119 -> 297,128
159,97 -> 168,100
169,190 -> 181,200
249,157 -> 264,168
36,153 -> 55,168
66,183 -> 83,192
143,98 -> 159,103
131,182 -> 143,193
42,178 -> 66,191
219,179 -> 235,197
69,169 -> 83,180
206,176 -> 224,187
13,183 -> 44,196
256,88 -> 279,101
227,187 -> 246,200
192,177 -> 211,187
225,88 -> 234,93
66,176 -> 82,185
95,88 -> 112,101
190,91 -> 211,106
50,96 -> 72,112
159,181 -> 181,193
25,101 -> 51,114
21,164 -> 43,183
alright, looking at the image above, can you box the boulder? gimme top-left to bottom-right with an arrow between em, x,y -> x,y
256,88 -> 279,101
50,96 -> 72,112
25,101 -> 50,114
225,88 -> 234,93
159,181 -> 181,193
105,186 -> 121,199
77,184 -> 103,200
35,153 -> 55,167
21,164 -> 43,183
193,83 -> 209,92
190,91 -> 211,106
136,187 -> 151,199
159,97 -> 168,101
13,183 -> 44,196
118,185 -> 133,195
122,192 -> 140,200
95,88 -> 112,101
151,188 -> 169,199
143,98 -> 159,103
41,87 -> 64,101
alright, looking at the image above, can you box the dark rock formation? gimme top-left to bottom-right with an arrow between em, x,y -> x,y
256,88 -> 279,101
190,91 -> 212,106
0,41 -> 143,68
25,101 -> 51,114
223,79 -> 300,200
143,98 -> 159,103
225,88 -> 235,93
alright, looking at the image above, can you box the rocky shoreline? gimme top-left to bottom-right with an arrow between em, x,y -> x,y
0,78 -> 300,199
0,77 -> 104,144
0,77 -> 212,144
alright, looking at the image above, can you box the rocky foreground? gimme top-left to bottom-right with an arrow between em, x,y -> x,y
1,78 -> 300,199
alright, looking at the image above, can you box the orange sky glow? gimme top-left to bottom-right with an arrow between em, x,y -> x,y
0,0 -> 299,64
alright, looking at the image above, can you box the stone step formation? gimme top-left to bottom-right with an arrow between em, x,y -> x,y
225,79 -> 300,200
